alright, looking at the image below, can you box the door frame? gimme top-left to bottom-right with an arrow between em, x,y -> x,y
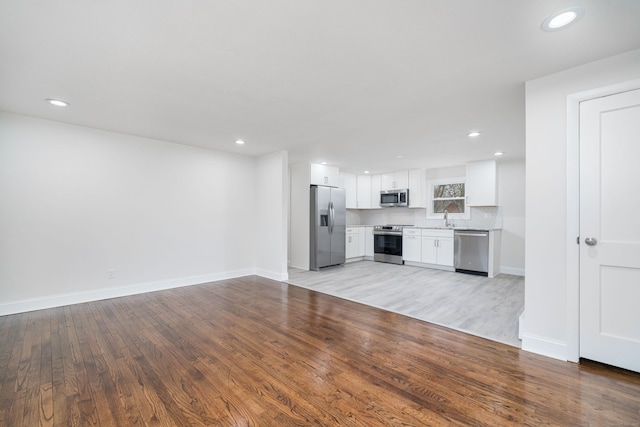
565,78 -> 640,363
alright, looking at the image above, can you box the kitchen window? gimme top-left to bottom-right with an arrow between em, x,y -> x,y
427,177 -> 470,219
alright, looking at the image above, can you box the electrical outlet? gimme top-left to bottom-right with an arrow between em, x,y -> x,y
107,270 -> 116,279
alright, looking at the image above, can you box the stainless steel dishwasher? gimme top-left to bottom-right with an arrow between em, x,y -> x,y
454,230 -> 489,276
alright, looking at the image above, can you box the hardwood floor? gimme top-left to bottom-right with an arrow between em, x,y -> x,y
288,261 -> 524,347
1,276 -> 639,426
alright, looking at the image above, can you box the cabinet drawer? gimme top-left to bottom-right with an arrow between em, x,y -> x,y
421,229 -> 454,238
346,227 -> 359,234
403,228 -> 421,236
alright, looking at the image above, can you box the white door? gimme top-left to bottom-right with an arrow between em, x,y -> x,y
580,88 -> 640,373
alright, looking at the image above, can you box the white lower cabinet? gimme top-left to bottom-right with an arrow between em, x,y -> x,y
402,228 -> 454,269
358,227 -> 366,256
402,228 -> 422,262
346,227 -> 359,259
421,236 -> 437,264
438,238 -> 454,267
421,229 -> 454,267
365,226 -> 374,258
347,227 -> 368,260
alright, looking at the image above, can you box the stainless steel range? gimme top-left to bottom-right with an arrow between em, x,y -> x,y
373,225 -> 411,265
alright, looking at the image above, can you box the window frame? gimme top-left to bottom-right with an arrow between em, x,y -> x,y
426,176 -> 470,219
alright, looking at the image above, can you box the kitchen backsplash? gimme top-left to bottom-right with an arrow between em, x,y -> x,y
351,206 -> 503,230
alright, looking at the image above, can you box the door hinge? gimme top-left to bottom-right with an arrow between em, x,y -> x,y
577,236 -> 580,244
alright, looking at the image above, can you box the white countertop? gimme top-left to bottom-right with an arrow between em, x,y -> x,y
347,225 -> 501,231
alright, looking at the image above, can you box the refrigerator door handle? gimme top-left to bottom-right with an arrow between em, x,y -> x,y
329,202 -> 334,234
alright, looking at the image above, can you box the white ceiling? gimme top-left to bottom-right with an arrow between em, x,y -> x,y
2,1 -> 640,173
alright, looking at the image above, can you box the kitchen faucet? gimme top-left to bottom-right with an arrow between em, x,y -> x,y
444,209 -> 450,228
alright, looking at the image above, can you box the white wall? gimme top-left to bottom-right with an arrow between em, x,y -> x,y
524,48 -> 640,360
288,162 -> 311,270
255,151 -> 289,281
498,159 -> 525,276
0,113 -> 264,314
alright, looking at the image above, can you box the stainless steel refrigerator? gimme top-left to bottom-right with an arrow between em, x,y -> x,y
310,185 -> 346,271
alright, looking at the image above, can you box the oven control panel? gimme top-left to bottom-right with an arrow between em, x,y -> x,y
373,225 -> 406,233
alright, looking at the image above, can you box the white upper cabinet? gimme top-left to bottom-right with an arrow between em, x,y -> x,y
354,174 -> 381,209
466,160 -> 498,206
381,170 -> 409,190
408,169 -> 426,208
370,174 -> 381,208
339,172 -> 391,209
396,171 -> 409,189
340,172 -> 357,208
310,163 -> 340,187
356,174 -> 372,208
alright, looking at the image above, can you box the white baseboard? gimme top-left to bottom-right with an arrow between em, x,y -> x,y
500,266 -> 525,276
0,269 -> 255,316
255,268 -> 289,282
403,261 -> 455,272
521,333 -> 567,361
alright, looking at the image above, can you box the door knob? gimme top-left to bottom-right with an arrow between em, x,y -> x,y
585,237 -> 598,246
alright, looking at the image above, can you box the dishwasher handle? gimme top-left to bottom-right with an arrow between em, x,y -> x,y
455,231 -> 489,237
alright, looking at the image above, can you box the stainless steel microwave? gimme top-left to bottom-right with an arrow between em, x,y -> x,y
380,189 -> 409,207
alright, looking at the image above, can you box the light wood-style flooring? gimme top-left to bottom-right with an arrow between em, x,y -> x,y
287,261 -> 524,347
2,276 -> 639,426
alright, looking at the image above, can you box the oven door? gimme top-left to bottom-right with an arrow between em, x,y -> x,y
373,233 -> 403,257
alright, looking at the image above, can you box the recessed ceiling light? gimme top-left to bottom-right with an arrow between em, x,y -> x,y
494,151 -> 504,156
468,132 -> 481,137
396,155 -> 404,159
320,161 -> 327,165
235,139 -> 245,145
542,7 -> 584,31
46,98 -> 69,107
363,170 -> 370,174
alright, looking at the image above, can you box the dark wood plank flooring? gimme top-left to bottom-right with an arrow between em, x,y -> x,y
1,276 -> 639,426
